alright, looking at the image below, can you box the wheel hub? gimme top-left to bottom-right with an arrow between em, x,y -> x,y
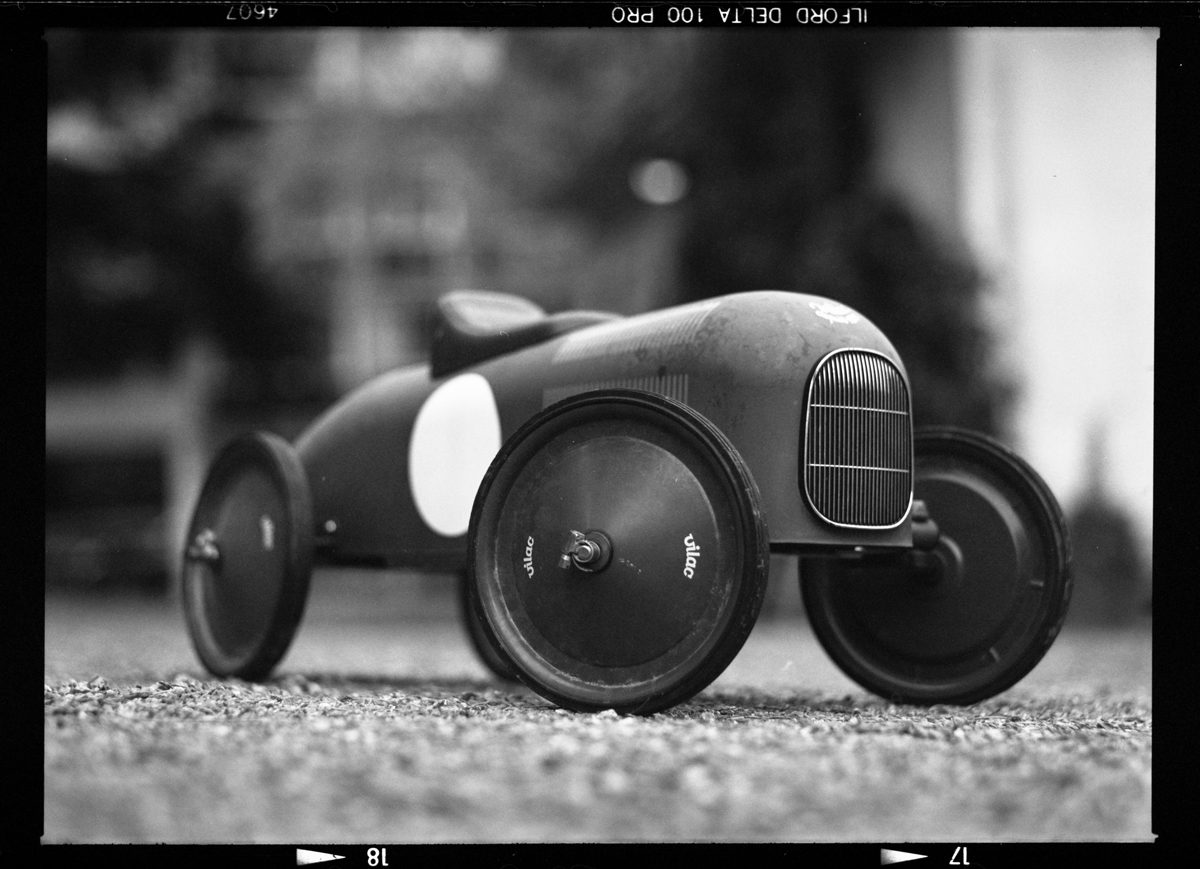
186,528 -> 222,566
910,533 -> 965,593
558,529 -> 613,573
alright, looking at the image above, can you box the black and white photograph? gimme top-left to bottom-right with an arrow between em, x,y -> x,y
28,2 -> 1181,861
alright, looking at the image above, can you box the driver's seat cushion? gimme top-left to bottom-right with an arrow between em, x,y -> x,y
430,290 -> 621,378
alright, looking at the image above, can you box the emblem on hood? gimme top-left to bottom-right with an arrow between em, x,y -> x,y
809,299 -> 861,325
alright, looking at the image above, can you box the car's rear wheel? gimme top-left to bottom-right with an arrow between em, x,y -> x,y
182,432 -> 313,681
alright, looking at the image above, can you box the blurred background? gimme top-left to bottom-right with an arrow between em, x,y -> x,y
44,27 -> 1154,627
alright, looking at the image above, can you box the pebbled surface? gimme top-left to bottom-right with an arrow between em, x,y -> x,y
43,583 -> 1150,844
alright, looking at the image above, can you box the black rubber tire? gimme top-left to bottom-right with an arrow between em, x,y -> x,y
457,571 -> 520,682
467,389 -> 769,715
801,427 -> 1072,705
181,432 -> 314,681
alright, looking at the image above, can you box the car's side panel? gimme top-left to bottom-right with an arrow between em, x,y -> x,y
515,291 -> 913,548
295,291 -> 913,568
295,367 -> 455,567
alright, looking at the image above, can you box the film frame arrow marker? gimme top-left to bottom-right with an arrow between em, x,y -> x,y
881,849 -> 927,865
296,850 -> 346,865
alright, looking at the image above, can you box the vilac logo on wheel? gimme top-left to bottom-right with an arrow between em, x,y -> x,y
683,533 -> 701,578
523,536 -> 535,577
260,515 -> 275,551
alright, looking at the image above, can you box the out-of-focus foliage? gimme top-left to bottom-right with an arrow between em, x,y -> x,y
46,31 -> 330,594
46,153 -> 280,379
1063,428 -> 1150,625
48,28 -> 1013,433
46,31 -> 325,399
484,31 -> 1011,435
481,31 -> 698,226
675,34 -> 868,293
1067,493 -> 1150,625
793,194 -> 1013,435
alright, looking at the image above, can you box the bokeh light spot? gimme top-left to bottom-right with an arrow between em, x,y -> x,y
630,158 -> 689,205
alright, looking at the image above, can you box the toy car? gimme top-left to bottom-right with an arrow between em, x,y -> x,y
181,289 -> 1072,714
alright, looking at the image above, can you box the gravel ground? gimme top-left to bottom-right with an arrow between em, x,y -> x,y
43,575 -> 1152,844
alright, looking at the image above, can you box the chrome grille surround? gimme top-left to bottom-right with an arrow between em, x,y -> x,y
802,348 -> 913,529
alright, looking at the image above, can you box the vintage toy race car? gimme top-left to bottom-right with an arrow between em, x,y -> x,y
181,289 -> 1072,714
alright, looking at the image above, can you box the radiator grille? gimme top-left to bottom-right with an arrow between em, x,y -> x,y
803,349 -> 913,528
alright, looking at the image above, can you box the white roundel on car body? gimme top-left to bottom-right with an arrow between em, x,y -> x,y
408,372 -> 503,538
